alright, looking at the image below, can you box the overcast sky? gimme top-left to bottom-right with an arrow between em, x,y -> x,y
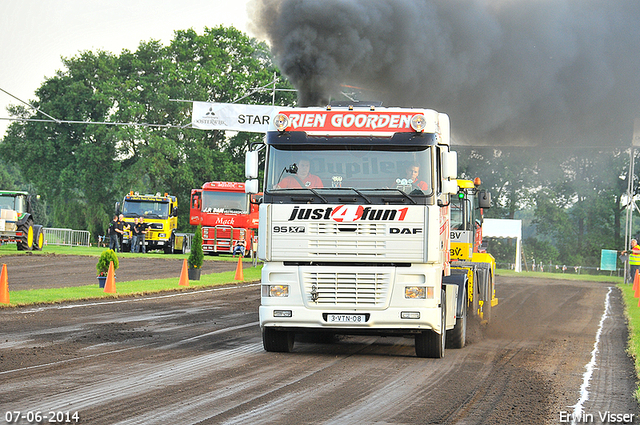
0,0 -> 252,139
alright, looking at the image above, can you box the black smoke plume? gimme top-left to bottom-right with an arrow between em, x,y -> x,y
249,0 -> 640,146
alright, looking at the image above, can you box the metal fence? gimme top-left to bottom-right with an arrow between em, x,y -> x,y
497,262 -> 624,277
44,228 -> 91,247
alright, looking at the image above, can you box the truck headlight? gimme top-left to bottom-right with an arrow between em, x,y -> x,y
158,233 -> 166,238
262,285 -> 289,297
405,286 -> 434,299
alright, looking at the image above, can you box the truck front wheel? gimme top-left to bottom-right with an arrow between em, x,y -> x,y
262,327 -> 294,352
164,234 -> 175,254
415,289 -> 446,358
446,292 -> 467,349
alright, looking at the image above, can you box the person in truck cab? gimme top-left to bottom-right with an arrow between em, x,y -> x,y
277,158 -> 323,189
394,163 -> 428,192
405,163 -> 428,191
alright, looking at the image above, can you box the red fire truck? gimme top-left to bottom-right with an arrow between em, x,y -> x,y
189,181 -> 260,256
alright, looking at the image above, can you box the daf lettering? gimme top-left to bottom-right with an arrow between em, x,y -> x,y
390,227 -> 423,235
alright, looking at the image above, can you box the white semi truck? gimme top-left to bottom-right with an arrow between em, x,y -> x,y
246,104 -> 475,358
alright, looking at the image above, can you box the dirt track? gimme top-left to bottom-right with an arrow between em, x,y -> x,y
0,257 -> 638,424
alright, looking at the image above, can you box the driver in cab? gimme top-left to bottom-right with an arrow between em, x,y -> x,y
398,163 -> 428,191
277,159 -> 323,189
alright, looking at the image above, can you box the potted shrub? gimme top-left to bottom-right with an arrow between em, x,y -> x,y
188,224 -> 204,280
96,249 -> 119,288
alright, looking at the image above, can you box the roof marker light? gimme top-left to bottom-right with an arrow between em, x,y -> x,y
411,114 -> 427,132
274,114 -> 290,132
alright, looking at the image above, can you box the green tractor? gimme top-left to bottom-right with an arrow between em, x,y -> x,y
0,191 -> 44,251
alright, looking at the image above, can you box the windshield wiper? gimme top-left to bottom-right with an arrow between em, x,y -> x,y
364,188 -> 418,205
299,187 -> 328,203
341,188 -> 372,204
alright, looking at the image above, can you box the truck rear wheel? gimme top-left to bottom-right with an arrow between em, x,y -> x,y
446,293 -> 467,349
17,219 -> 34,251
415,289 -> 446,358
262,327 -> 294,352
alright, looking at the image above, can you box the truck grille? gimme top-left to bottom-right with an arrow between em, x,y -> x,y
307,222 -> 386,235
303,271 -> 391,307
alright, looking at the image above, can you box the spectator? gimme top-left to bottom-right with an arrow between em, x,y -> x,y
107,215 -> 120,252
138,217 -> 148,253
232,239 -> 246,257
626,239 -> 640,283
130,217 -> 140,253
116,214 -> 129,252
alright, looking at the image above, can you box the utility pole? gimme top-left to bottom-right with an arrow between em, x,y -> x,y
624,119 -> 640,283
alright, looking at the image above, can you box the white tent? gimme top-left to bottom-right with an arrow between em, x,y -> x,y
483,219 -> 522,272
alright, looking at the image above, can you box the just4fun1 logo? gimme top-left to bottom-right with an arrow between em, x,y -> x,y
287,205 -> 409,222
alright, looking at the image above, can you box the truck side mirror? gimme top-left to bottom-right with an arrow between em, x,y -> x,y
478,190 -> 492,209
245,150 -> 259,179
442,180 -> 458,195
245,179 -> 259,194
442,151 -> 457,180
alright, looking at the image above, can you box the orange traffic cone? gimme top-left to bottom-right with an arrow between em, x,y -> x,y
234,255 -> 244,281
634,270 -> 640,298
104,261 -> 116,294
179,259 -> 189,286
0,264 -> 8,304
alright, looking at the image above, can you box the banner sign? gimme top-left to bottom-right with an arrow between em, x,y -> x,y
600,249 -> 618,271
191,102 -> 276,132
278,110 -> 421,134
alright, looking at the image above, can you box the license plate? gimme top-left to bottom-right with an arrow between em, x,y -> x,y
327,314 -> 366,323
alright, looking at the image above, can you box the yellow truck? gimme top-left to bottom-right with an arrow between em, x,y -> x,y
447,178 -> 498,334
117,191 -> 179,254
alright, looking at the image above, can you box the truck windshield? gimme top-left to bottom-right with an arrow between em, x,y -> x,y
451,196 -> 475,231
0,195 -> 23,212
265,145 -> 433,194
201,191 -> 248,214
123,200 -> 170,218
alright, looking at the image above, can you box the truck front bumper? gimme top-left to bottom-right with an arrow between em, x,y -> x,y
259,305 -> 444,335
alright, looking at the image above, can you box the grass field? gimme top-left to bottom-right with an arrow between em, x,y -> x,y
0,243 -> 260,307
619,283 -> 640,400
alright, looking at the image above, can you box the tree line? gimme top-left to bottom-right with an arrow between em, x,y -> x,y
0,26 -> 636,268
457,146 -> 633,269
0,26 -> 295,238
